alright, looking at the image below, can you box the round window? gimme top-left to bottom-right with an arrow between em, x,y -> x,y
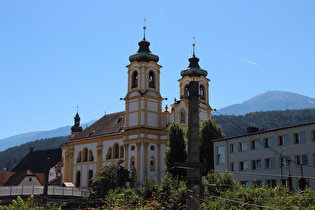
150,145 -> 155,151
130,145 -> 135,151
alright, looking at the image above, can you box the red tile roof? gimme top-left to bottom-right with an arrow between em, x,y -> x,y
69,111 -> 125,141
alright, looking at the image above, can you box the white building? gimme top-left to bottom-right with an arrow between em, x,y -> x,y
214,122 -> 315,190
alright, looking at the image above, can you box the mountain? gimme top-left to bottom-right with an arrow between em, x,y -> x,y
215,91 -> 315,116
0,120 -> 96,151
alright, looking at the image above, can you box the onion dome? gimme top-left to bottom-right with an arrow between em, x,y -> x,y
180,43 -> 207,77
129,26 -> 159,63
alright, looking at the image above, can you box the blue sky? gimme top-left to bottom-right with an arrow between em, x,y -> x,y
1,0 -> 314,139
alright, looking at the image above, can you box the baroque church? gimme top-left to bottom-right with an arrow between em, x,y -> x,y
61,27 -> 213,188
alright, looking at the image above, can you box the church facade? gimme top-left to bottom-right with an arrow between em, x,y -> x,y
61,29 -> 213,188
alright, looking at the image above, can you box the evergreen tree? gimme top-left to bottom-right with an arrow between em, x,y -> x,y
91,160 -> 130,197
200,119 -> 225,175
163,123 -> 187,178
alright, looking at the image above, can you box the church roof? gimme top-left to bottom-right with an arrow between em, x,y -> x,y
180,54 -> 208,77
11,148 -> 61,173
129,38 -> 159,63
69,111 -> 125,141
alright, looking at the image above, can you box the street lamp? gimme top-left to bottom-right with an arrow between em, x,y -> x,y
280,146 -> 294,183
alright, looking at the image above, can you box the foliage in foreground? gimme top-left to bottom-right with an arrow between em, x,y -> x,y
87,171 -> 315,209
0,195 -> 65,210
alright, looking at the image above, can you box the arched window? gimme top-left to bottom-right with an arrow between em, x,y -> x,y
88,170 -> 93,188
130,156 -> 135,171
120,145 -> 124,158
150,156 -> 155,171
149,71 -> 155,88
200,85 -> 205,99
83,148 -> 88,162
185,85 -> 190,97
75,171 -> 81,187
88,150 -> 94,162
114,144 -> 119,159
106,147 -> 112,160
181,110 -> 185,123
132,71 -> 138,88
76,151 -> 82,163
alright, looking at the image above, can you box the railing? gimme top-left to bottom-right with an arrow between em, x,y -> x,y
0,186 -> 89,197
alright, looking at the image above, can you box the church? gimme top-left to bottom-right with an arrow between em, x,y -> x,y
61,27 -> 213,188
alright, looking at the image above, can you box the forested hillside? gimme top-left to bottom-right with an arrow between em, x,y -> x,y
1,109 -> 315,172
213,108 -> 315,137
0,135 -> 70,172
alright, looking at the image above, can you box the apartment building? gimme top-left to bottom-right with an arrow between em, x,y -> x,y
213,122 -> 315,190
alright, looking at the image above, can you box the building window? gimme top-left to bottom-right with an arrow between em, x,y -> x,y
200,85 -> 205,99
29,178 -> 32,182
149,71 -> 155,88
132,71 -> 138,88
240,161 -> 248,171
279,135 -> 289,146
296,155 -> 308,165
185,85 -> 189,97
130,145 -> 135,151
280,156 -> 290,167
88,150 -> 94,162
251,140 -> 261,150
230,162 -> 236,171
266,179 -> 277,188
76,151 -> 82,163
130,156 -> 135,171
312,131 -> 315,142
265,137 -> 274,148
120,145 -> 124,158
150,156 -> 155,171
295,132 -> 306,144
252,180 -> 262,187
252,160 -> 262,170
150,145 -> 155,151
265,158 -> 275,169
106,147 -> 112,160
239,142 -> 248,152
230,144 -> 235,153
75,171 -> 81,188
88,170 -> 93,188
83,148 -> 88,162
180,110 -> 185,123
313,154 -> 315,165
240,181 -> 249,187
114,144 -> 119,159
216,146 -> 225,164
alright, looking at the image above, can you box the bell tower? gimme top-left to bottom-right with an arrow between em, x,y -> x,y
124,26 -> 163,130
178,42 -> 212,120
71,111 -> 82,138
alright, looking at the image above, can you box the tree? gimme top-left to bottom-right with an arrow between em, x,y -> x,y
163,123 -> 187,178
91,160 -> 130,197
200,119 -> 225,175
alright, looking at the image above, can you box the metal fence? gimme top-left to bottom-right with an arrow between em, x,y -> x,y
0,186 -> 89,197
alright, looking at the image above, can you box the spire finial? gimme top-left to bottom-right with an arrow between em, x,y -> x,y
192,36 -> 196,56
143,18 -> 146,40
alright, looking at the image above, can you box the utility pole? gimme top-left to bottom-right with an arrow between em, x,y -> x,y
187,81 -> 202,209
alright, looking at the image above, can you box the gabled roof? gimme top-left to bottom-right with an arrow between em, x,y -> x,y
4,169 -> 45,186
11,148 -> 62,173
0,172 -> 15,186
69,111 -> 125,142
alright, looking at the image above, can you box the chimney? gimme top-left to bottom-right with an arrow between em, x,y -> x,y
30,146 -> 34,153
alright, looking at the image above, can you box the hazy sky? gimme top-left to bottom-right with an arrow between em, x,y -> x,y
1,0 -> 314,139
